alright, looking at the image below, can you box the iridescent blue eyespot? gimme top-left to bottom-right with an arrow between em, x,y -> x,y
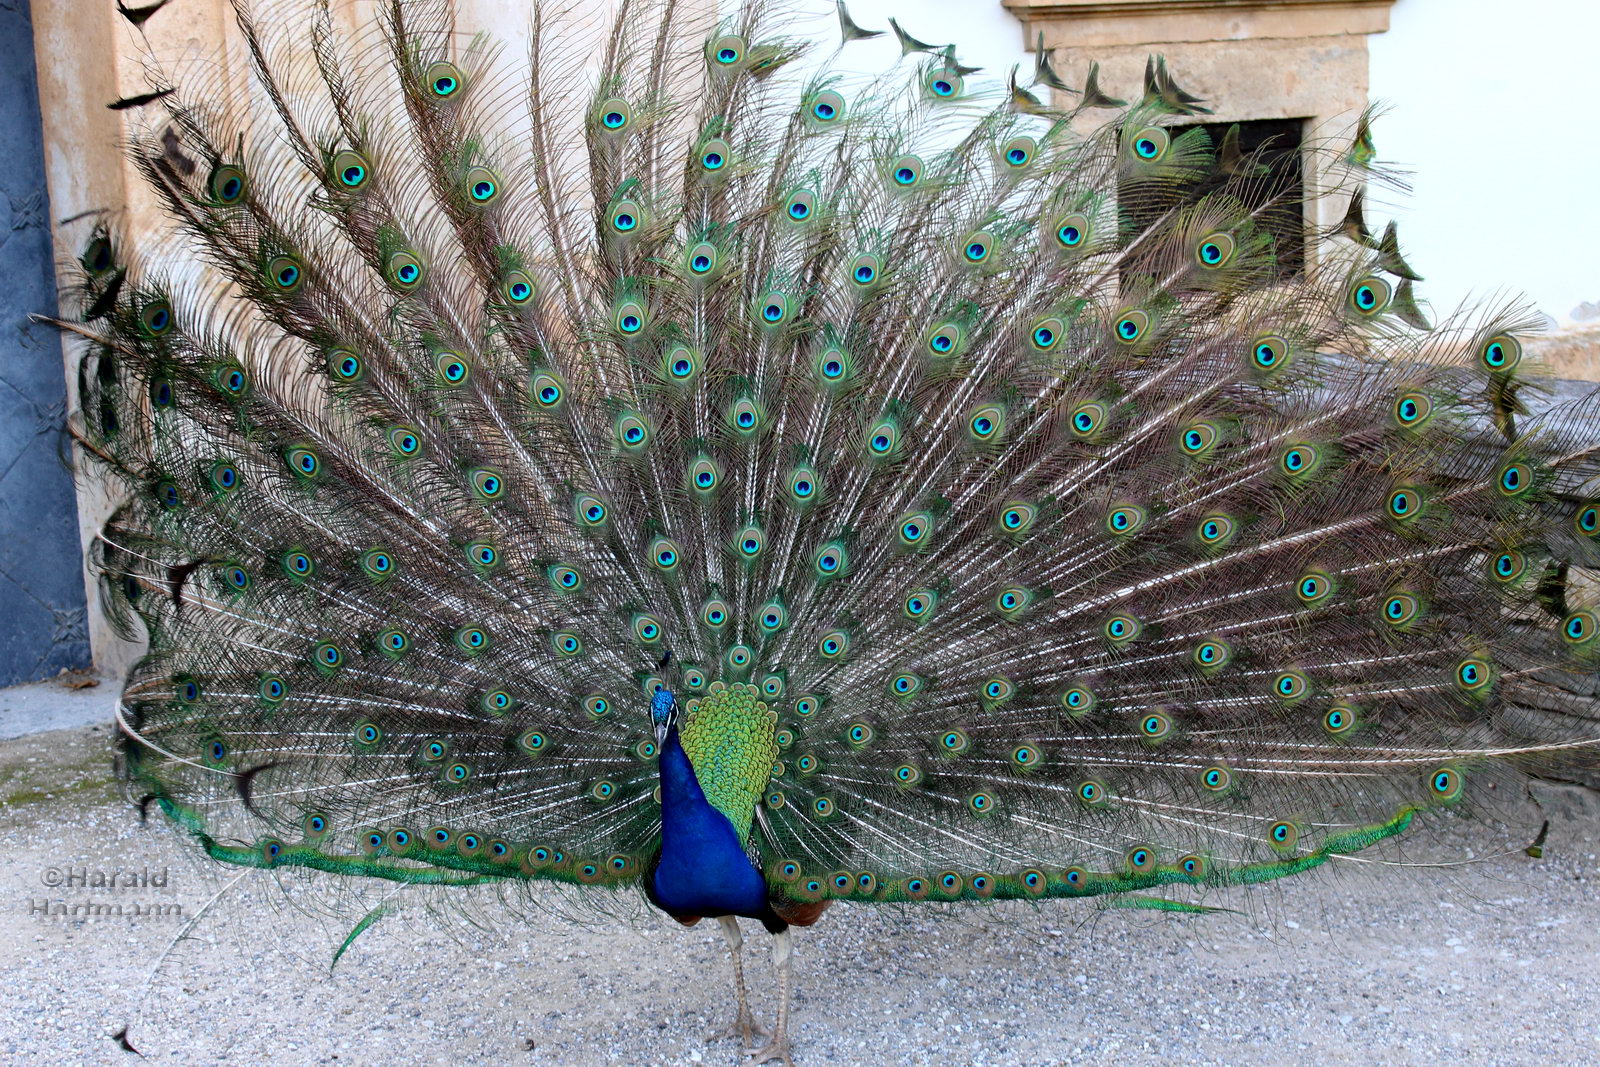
1128,126 -> 1168,161
1349,276 -> 1391,316
889,155 -> 923,188
925,69 -> 962,98
386,252 -> 424,290
1193,640 -> 1230,670
650,537 -> 682,572
1055,218 -> 1087,248
1296,571 -> 1334,603
1195,233 -> 1235,269
1480,334 -> 1522,372
1273,671 -> 1309,701
968,404 -> 1004,442
1140,713 -> 1172,740
1490,550 -> 1525,582
531,372 -> 565,408
1562,611 -> 1596,646
1387,487 -> 1422,521
785,190 -> 816,222
1323,706 -> 1357,735
897,512 -> 931,547
1030,316 -> 1064,351
615,412 -> 651,450
999,135 -> 1036,168
1070,402 -> 1106,437
1061,685 -> 1095,716
601,104 -> 628,130
813,542 -> 845,576
735,526 -> 765,560
332,150 -> 369,190
1455,657 -> 1490,690
1497,461 -> 1532,496
140,300 -> 174,337
208,461 -> 239,492
1280,443 -> 1322,478
925,323 -> 962,357
1429,766 -> 1463,801
1106,505 -> 1146,536
572,493 -> 608,528
610,200 -> 642,233
758,601 -> 788,632
1394,391 -> 1432,428
209,164 -> 247,204
470,468 -> 505,501
287,447 -> 322,478
1114,310 -> 1149,343
1104,614 -> 1140,641
708,34 -> 745,67
902,589 -> 936,621
493,271 -> 533,307
435,352 -> 470,384
425,62 -> 463,98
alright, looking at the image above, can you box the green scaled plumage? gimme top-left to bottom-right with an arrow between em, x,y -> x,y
57,0 -> 1600,1059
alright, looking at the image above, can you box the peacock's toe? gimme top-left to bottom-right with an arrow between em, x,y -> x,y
745,1036 -> 794,1067
708,1014 -> 769,1045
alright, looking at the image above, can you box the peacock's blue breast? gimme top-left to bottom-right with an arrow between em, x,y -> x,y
653,726 -> 771,920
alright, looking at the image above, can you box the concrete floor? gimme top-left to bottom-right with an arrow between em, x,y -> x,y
2,679 -> 1598,1066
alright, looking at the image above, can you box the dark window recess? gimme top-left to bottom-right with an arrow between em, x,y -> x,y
1120,118 -> 1306,283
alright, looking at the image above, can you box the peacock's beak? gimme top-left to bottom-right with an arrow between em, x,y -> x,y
654,719 -> 668,747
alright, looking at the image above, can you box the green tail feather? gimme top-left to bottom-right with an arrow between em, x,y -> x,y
65,0 -> 1598,926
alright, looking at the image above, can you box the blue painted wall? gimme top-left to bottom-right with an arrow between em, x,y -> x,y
0,0 -> 90,684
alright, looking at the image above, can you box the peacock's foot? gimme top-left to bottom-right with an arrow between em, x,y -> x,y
708,1013 -> 769,1045
745,1035 -> 793,1067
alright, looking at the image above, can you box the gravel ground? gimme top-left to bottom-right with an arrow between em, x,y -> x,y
2,705 -> 1599,1066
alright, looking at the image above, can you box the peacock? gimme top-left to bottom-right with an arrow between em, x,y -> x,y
53,0 -> 1600,1062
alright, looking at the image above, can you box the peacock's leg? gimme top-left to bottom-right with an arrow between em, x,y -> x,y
709,915 -> 770,1045
746,927 -> 793,1067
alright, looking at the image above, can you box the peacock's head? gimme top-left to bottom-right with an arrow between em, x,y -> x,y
650,688 -> 678,746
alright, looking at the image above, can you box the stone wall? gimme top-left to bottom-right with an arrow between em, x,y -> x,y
1004,0 -> 1391,234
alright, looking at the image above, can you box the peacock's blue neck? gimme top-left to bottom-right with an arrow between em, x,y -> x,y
652,724 -> 771,920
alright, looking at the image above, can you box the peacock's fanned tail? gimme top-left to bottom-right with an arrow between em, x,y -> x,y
66,0 -> 1600,911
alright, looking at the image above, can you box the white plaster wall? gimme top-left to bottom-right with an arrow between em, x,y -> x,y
1356,1 -> 1598,326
